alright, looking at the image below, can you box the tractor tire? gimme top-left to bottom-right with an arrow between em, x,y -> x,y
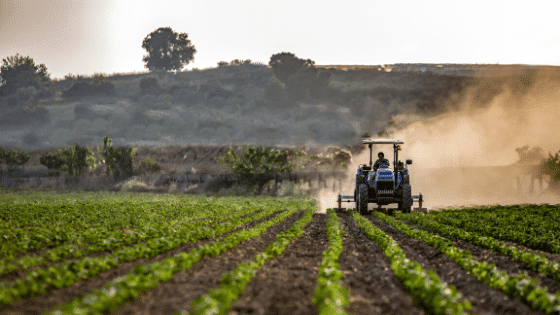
358,184 -> 368,215
400,184 -> 412,213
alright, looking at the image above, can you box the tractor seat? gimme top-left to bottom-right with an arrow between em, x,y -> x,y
362,165 -> 371,170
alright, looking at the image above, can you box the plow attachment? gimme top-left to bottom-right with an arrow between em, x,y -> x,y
333,193 -> 428,213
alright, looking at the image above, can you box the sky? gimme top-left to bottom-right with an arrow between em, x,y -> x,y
2,0 -> 560,79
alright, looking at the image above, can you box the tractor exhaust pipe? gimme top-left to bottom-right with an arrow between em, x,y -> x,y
369,144 -> 373,168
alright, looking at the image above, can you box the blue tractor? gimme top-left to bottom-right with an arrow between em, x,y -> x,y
336,139 -> 425,214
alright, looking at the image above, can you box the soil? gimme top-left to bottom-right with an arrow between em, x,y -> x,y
0,210 -> 282,315
366,215 -> 543,315
111,209 -> 305,315
230,213 -> 329,315
336,213 -> 427,315
2,211 -> 560,315
401,218 -> 560,294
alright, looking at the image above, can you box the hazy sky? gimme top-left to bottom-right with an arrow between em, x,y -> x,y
2,0 -> 560,79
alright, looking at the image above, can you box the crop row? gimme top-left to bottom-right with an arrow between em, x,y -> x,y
348,210 -> 471,315
373,211 -> 560,314
0,210 -> 246,276
0,203 -> 295,309
0,195 -> 225,259
397,211 -> 560,282
189,208 -> 315,315
428,206 -> 560,254
311,209 -> 348,315
46,207 -> 311,315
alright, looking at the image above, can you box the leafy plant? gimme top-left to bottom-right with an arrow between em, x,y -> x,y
102,136 -> 134,178
39,143 -> 95,178
349,210 -> 471,315
542,151 -> 560,188
373,211 -> 560,314
138,158 -> 161,173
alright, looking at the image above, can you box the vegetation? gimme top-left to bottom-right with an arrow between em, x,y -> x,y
542,150 -> 560,188
138,157 -> 161,173
142,27 -> 197,71
39,143 -> 95,178
374,210 -> 560,314
0,147 -> 31,174
0,53 -> 50,96
349,210 -> 471,315
220,146 -> 296,190
267,52 -> 331,102
312,209 -> 349,315
102,136 -> 134,178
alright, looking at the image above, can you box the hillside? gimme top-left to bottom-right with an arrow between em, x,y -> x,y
0,64 -> 468,150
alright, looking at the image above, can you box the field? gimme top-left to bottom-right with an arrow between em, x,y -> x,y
1,191 -> 559,315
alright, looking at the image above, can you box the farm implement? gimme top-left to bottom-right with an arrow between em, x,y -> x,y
335,139 -> 427,214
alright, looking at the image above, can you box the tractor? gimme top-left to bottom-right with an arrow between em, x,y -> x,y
335,139 -> 426,214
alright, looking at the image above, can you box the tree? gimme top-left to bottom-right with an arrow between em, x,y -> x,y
2,149 -> 31,175
39,143 -> 95,178
220,146 -> 297,193
142,27 -> 196,72
0,54 -> 50,96
268,52 -> 314,84
268,52 -> 331,101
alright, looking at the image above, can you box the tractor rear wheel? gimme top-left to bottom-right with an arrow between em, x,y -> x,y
400,184 -> 412,213
358,184 -> 368,215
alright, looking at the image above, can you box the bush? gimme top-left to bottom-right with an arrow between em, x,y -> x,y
264,75 -> 289,104
62,81 -> 115,99
102,136 -> 134,178
138,94 -> 158,109
39,143 -> 95,178
1,149 -> 31,174
220,145 -> 296,183
138,158 -> 161,173
15,86 -> 37,104
139,78 -> 161,95
542,151 -> 560,188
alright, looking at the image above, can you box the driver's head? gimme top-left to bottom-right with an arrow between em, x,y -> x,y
378,152 -> 384,159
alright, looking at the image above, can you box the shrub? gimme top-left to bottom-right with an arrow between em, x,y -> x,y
15,86 -> 37,104
138,94 -> 157,109
102,136 -> 134,178
220,145 -> 296,183
39,143 -> 95,178
62,81 -> 115,99
139,78 -> 161,95
138,158 -> 161,173
542,151 -> 560,188
2,149 -> 31,174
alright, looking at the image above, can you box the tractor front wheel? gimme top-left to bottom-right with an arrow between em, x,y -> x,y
358,184 -> 368,215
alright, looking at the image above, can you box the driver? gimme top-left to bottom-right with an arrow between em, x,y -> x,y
373,152 -> 390,170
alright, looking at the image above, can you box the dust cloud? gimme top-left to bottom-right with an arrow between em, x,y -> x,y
316,76 -> 560,211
